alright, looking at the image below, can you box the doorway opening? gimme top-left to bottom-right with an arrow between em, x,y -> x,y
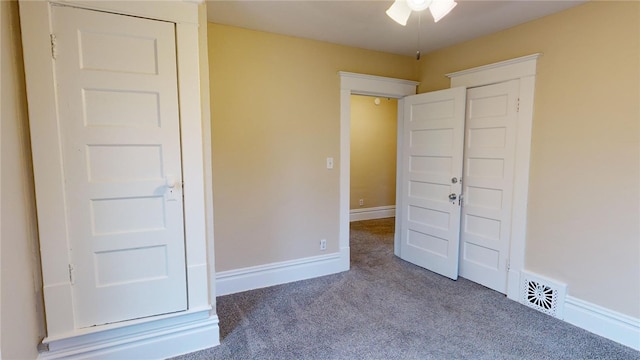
349,95 -> 399,223
337,71 -> 419,271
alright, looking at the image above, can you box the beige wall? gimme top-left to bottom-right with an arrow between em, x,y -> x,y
419,1 -> 640,318
0,1 -> 46,358
350,95 -> 397,210
208,23 -> 417,271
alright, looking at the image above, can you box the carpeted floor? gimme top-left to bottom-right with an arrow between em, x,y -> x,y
173,218 -> 640,360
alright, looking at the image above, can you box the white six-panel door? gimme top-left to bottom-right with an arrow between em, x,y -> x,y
459,80 -> 519,293
400,87 -> 466,280
52,5 -> 187,327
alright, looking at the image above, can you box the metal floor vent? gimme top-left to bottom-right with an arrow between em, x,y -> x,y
520,271 -> 567,319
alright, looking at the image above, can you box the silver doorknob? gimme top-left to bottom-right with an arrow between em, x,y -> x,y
448,193 -> 457,200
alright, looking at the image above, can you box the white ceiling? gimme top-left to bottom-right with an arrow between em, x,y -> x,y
206,0 -> 586,57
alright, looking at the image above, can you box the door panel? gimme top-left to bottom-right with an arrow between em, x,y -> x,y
399,87 -> 466,280
459,80 -> 519,293
52,5 -> 187,327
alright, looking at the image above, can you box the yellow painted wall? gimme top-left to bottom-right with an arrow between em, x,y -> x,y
350,95 -> 397,210
208,23 -> 418,271
419,1 -> 640,318
1,1 -> 46,358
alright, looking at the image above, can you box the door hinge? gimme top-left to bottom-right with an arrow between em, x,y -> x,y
516,98 -> 520,113
68,264 -> 75,284
506,258 -> 511,271
50,33 -> 57,59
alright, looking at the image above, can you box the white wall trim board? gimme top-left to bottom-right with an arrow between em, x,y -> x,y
339,72 -> 419,266
446,53 -> 542,86
0,0 -> 4,352
51,0 -> 198,24
393,99 -> 405,258
564,296 -> 640,351
339,71 -> 419,98
196,1 -> 218,317
518,270 -> 639,351
350,206 -> 396,222
448,54 -> 540,301
216,247 -> 350,296
38,310 -> 219,359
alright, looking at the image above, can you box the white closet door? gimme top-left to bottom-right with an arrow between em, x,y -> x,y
52,5 -> 187,327
459,80 -> 519,293
399,87 -> 466,280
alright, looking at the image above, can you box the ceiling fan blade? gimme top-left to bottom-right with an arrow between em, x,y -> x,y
429,0 -> 457,22
386,0 -> 412,26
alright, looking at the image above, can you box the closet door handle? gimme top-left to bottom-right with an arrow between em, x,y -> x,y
166,176 -> 181,189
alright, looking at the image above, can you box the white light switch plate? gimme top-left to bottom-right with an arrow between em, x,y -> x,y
326,157 -> 334,169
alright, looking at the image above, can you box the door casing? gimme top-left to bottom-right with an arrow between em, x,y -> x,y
338,53 -> 540,301
19,0 -> 215,342
339,72 -> 419,269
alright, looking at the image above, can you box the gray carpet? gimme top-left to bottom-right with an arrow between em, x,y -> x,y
173,218 -> 640,360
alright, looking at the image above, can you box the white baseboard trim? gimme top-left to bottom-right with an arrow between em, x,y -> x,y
564,296 -> 640,351
216,247 -> 350,296
506,269 -> 522,302
38,310 -> 219,359
350,205 -> 395,222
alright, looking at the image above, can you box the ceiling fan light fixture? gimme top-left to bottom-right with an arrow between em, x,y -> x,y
429,0 -> 457,22
406,0 -> 432,12
386,0 -> 412,26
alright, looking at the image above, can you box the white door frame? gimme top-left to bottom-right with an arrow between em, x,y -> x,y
19,1 -> 218,357
338,72 -> 419,266
447,53 -> 540,300
339,53 -> 539,302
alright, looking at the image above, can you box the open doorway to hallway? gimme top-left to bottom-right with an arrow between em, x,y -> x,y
349,94 -> 398,226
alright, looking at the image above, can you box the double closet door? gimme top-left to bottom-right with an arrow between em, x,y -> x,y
399,80 -> 519,294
